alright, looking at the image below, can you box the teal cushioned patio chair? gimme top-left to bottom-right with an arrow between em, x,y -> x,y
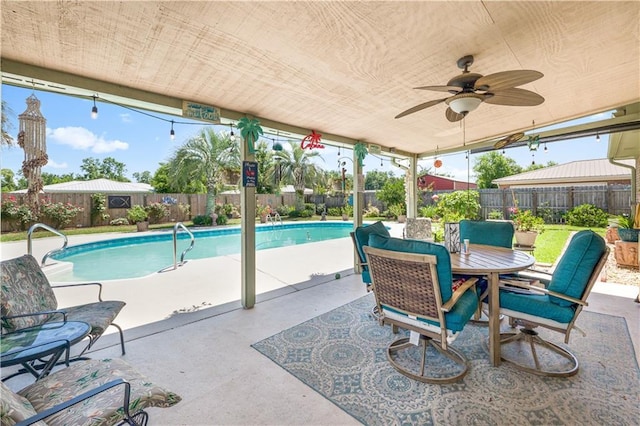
351,221 -> 390,289
498,230 -> 608,377
364,235 -> 478,384
459,219 -> 514,249
459,219 -> 515,321
1,255 -> 126,356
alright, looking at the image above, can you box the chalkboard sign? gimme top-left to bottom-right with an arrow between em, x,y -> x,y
242,161 -> 258,187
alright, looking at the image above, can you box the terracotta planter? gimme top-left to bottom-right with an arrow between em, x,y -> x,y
514,230 -> 537,247
397,214 -> 407,223
136,221 -> 149,232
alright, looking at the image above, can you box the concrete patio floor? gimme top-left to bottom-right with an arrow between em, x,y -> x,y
1,223 -> 638,424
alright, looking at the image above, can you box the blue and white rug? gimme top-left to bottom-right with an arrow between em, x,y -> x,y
252,294 -> 639,425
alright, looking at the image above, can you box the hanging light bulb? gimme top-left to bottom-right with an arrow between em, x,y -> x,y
531,152 -> 535,165
91,96 -> 98,119
229,123 -> 236,141
337,146 -> 341,156
502,149 -> 506,155
380,156 -> 383,167
544,143 -> 548,153
596,133 -> 600,142
170,120 -> 175,140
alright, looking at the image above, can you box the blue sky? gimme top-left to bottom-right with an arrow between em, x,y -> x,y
1,84 -> 610,183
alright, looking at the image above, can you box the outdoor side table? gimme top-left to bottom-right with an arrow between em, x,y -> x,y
1,321 -> 91,381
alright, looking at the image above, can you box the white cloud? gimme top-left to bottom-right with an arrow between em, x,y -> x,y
120,113 -> 132,123
44,159 -> 68,169
46,127 -> 129,153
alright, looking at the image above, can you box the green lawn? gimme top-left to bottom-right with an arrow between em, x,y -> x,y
530,225 -> 606,264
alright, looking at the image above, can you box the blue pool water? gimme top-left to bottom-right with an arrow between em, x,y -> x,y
50,222 -> 353,282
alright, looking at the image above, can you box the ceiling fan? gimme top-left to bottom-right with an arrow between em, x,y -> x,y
395,55 -> 544,122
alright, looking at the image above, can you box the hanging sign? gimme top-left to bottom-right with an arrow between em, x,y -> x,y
182,101 -> 221,123
242,161 -> 258,187
300,130 -> 324,150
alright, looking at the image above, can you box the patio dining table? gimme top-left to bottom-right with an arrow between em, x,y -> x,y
450,244 -> 535,367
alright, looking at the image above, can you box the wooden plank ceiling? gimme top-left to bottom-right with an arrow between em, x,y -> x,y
1,1 -> 639,156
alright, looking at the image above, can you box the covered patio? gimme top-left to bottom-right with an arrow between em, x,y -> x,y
1,1 -> 639,424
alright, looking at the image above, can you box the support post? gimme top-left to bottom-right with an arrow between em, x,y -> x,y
353,151 -> 364,273
241,138 -> 256,309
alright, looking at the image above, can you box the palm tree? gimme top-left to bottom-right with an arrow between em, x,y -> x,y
275,141 -> 323,208
168,128 -> 240,215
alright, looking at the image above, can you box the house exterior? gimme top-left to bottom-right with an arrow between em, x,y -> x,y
417,174 -> 477,191
492,158 -> 633,189
10,178 -> 153,194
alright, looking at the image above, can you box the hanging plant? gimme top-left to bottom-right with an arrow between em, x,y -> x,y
353,142 -> 368,167
237,117 -> 263,154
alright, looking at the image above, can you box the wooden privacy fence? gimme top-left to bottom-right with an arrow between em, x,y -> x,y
1,184 -> 632,232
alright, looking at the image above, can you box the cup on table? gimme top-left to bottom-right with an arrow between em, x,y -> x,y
463,239 -> 470,254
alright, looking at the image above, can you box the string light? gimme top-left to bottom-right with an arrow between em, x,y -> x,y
596,133 -> 600,142
170,120 -> 175,140
337,146 -> 341,156
544,143 -> 548,153
91,96 -> 98,119
229,123 -> 236,141
380,156 -> 383,167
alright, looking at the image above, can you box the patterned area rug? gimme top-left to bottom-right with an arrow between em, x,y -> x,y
252,294 -> 639,425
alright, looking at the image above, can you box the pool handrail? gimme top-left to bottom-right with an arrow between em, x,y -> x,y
173,222 -> 195,269
27,223 -> 69,266
266,212 -> 282,227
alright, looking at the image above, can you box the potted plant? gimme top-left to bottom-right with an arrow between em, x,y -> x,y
127,205 -> 149,232
256,204 -> 271,223
617,213 -> 639,242
388,203 -> 407,223
511,208 -> 544,247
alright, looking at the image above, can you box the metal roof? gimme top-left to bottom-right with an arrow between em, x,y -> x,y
11,179 -> 153,194
493,158 -> 634,187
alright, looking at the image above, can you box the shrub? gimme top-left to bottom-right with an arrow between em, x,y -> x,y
216,214 -> 228,225
146,202 -> 169,224
327,207 -> 341,216
418,205 -> 438,219
363,204 -> 380,218
488,209 -> 503,220
435,190 -> 480,221
1,196 -> 36,230
565,204 -> 608,228
126,205 -> 148,224
90,193 -> 109,225
39,200 -> 84,229
315,203 -> 326,214
511,209 -> 545,232
388,203 -> 405,219
110,217 -> 129,226
276,205 -> 293,216
192,215 -> 213,226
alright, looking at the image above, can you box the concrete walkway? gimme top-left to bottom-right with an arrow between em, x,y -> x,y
2,223 -> 638,424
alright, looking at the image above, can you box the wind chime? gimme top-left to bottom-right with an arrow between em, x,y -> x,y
18,93 -> 48,213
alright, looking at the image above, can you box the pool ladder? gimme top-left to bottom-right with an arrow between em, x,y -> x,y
173,222 -> 195,270
266,212 -> 282,227
27,223 -> 68,266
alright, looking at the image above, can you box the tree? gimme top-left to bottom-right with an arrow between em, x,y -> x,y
167,128 -> 240,215
80,157 -> 129,181
274,141 -> 322,207
376,177 -> 405,209
132,170 -> 152,184
524,160 -> 557,172
41,172 -> 76,186
473,152 -> 523,188
1,100 -> 14,146
365,170 -> 393,190
1,168 -> 16,192
254,140 -> 276,194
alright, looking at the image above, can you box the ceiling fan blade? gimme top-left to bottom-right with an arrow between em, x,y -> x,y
445,107 -> 465,122
395,98 -> 448,119
414,85 -> 461,93
475,70 -> 543,91
484,88 -> 545,106
494,132 -> 525,149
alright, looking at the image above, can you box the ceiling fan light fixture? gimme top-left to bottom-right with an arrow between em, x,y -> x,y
447,93 -> 483,115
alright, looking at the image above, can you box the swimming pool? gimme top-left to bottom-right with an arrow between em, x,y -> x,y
49,222 -> 354,282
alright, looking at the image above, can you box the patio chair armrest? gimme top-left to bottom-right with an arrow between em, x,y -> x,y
441,277 -> 478,312
15,379 -> 135,426
2,310 -> 68,329
51,282 -> 104,302
499,282 -> 587,306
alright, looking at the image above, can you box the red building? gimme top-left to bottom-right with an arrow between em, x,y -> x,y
417,173 -> 477,191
